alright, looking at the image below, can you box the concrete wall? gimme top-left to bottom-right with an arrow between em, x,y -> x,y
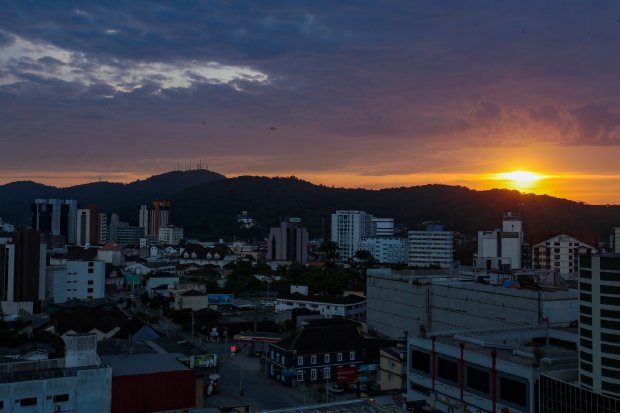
367,269 -> 578,338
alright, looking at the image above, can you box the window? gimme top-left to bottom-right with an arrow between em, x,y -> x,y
350,351 -> 355,360
276,354 -> 280,362
87,288 -> 94,293
323,367 -> 331,379
411,349 -> 431,374
337,352 -> 343,361
20,397 -> 37,406
499,376 -> 527,407
466,366 -> 490,394
88,268 -> 94,274
437,357 -> 458,383
311,369 -> 317,380
298,356 -> 303,366
52,394 -> 69,403
282,356 -> 286,364
297,370 -> 304,382
271,351 -> 274,359
324,354 -> 330,363
88,280 -> 94,285
311,355 -> 317,364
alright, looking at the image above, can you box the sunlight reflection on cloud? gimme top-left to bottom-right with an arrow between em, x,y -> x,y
0,31 -> 269,93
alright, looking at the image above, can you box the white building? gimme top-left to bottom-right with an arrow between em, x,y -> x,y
97,213 -> 108,245
0,334 -> 111,413
366,268 -> 579,339
275,294 -> 366,321
358,236 -> 409,264
476,212 -> 523,270
408,223 -> 454,269
46,260 -> 105,303
32,199 -> 78,244
532,233 -> 596,279
0,217 -> 15,233
407,329 -> 578,413
159,225 -> 184,245
372,217 -> 394,236
331,210 -> 373,261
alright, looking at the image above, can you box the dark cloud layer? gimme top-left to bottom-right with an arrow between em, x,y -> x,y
1,1 -> 620,178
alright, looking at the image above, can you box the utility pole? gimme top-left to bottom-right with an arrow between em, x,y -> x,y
240,364 -> 244,397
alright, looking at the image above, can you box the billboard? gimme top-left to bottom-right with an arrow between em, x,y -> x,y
336,366 -> 357,384
207,294 -> 234,305
190,354 -> 218,368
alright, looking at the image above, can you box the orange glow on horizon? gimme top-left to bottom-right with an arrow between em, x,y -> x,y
3,168 -> 620,205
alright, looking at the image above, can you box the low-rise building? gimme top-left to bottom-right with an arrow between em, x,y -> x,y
268,321 -> 365,386
275,294 -> 366,321
379,346 -> 406,392
358,236 -> 409,264
0,334 -> 112,413
366,268 -> 578,339
173,290 -> 209,311
407,328 -> 578,413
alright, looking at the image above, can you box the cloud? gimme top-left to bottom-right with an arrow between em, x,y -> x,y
570,103 -> 620,145
473,99 -> 502,123
529,105 -> 561,124
0,31 -> 270,93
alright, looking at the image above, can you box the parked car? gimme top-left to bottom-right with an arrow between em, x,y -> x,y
329,385 -> 345,394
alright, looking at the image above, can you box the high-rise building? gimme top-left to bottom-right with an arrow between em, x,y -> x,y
97,213 -> 108,245
138,200 -> 171,237
331,210 -> 373,261
76,207 -> 97,246
578,253 -> 620,398
267,218 -> 309,263
31,199 -> 78,244
408,222 -> 454,269
0,230 -> 46,313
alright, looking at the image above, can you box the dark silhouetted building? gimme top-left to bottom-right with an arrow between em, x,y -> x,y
267,217 -> 308,263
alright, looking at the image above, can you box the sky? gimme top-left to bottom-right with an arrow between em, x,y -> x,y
2,1 -> 620,204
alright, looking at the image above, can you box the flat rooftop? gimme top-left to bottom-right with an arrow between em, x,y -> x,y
101,353 -> 189,376
416,327 -> 578,371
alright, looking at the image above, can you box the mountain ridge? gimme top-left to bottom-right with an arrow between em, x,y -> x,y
1,171 -> 619,241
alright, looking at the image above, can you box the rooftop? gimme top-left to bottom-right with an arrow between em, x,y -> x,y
278,293 -> 366,305
101,353 -> 189,376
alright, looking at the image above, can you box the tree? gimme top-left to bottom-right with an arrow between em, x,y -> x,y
319,241 -> 339,265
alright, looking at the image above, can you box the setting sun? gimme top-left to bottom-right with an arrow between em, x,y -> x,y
492,170 -> 545,191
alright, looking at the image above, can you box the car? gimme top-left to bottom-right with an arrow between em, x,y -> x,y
329,385 -> 345,394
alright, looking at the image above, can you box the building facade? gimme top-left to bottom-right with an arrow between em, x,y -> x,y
268,322 -> 365,386
408,223 -> 454,269
267,218 -> 309,263
358,236 -> 409,264
578,253 -> 620,397
0,334 -> 112,413
532,233 -> 596,280
331,210 -> 373,262
476,212 -> 523,271
275,294 -> 366,321
366,268 -> 578,339
46,260 -> 106,303
159,225 -> 184,245
31,199 -> 78,244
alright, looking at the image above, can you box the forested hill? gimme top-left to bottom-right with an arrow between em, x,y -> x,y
0,169 -> 225,226
171,175 -> 620,240
2,172 -> 619,241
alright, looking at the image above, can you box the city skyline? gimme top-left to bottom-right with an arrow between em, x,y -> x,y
2,2 -> 620,204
